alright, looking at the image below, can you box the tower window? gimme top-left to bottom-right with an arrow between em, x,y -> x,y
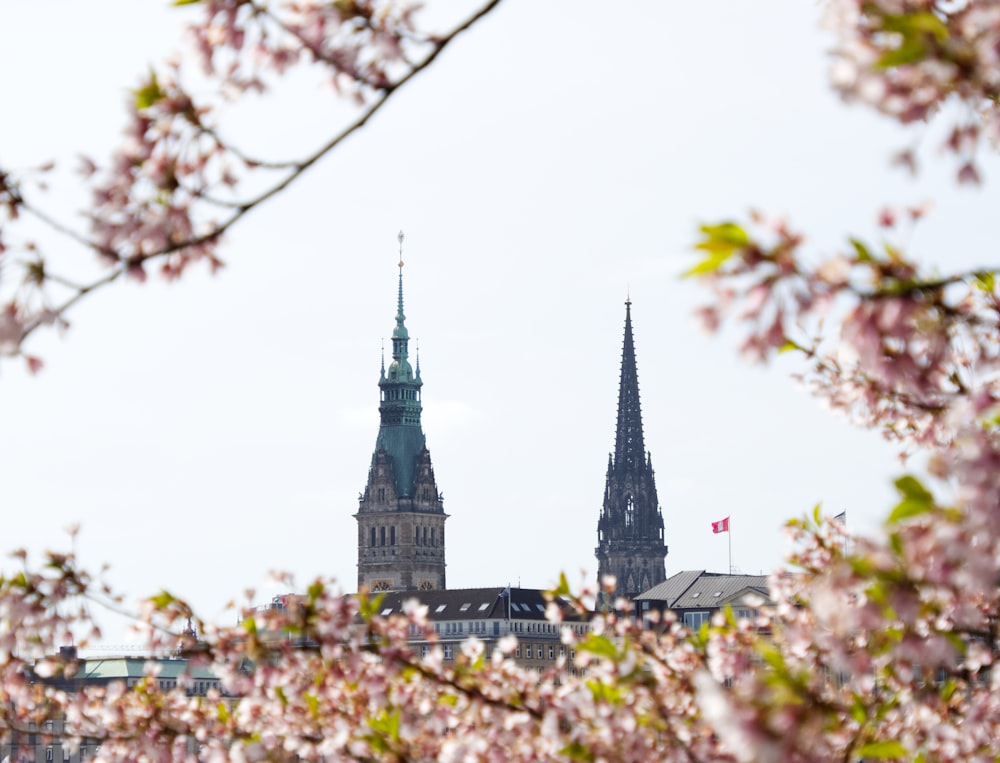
390,526 -> 396,546
380,527 -> 386,546
430,528 -> 435,546
370,527 -> 376,547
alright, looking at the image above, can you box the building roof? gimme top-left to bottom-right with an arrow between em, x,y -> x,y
81,657 -> 217,681
367,586 -> 587,623
635,570 -> 770,609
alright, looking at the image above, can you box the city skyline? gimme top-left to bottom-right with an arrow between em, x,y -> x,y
2,1 -> 991,635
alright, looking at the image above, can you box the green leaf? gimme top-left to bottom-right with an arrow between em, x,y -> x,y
684,251 -> 733,278
974,271 -> 996,293
849,696 -> 867,724
876,12 -> 949,69
700,222 -> 749,247
549,571 -> 571,598
882,12 -> 949,42
150,590 -> 175,609
848,237 -> 873,262
560,741 -> 596,762
856,740 -> 907,758
357,591 -> 385,621
577,634 -> 619,661
367,708 -> 401,743
893,474 -> 934,503
887,475 -> 934,524
585,678 -> 624,704
242,616 -> 257,636
878,40 -> 927,68
134,72 -> 164,110
308,580 -> 324,603
888,497 -> 934,525
778,340 -> 803,354
756,641 -> 787,673
685,221 -> 750,277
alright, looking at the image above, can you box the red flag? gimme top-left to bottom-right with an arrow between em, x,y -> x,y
711,517 -> 730,534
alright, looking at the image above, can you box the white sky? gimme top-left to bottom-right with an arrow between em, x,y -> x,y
1,1 -> 994,637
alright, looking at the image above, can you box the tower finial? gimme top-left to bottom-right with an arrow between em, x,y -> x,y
395,231 -> 406,327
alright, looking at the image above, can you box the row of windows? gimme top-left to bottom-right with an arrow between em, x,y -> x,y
508,621 -> 586,636
435,620 -> 498,636
368,526 -> 440,547
420,643 -> 572,663
370,526 -> 397,546
516,644 -> 565,661
682,608 -> 757,630
380,387 -> 420,402
415,620 -> 588,639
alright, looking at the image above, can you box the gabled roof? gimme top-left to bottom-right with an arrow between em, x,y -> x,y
635,570 -> 770,609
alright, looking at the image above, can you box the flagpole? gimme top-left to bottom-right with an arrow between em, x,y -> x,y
728,517 -> 732,574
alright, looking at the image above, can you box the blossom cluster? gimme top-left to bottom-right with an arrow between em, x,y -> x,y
0,557 -> 739,762
0,0 -> 496,370
680,2 -> 1000,759
824,0 -> 1000,182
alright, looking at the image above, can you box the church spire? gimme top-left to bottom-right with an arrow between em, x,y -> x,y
596,298 -> 667,603
614,298 -> 646,472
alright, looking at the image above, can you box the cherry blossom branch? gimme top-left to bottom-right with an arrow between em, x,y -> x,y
0,0 -> 504,372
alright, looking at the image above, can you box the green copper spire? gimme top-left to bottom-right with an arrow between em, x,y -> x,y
356,232 -> 448,593
375,232 -> 425,496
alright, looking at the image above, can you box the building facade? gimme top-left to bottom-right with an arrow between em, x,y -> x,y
364,587 -> 590,676
356,255 -> 447,593
596,299 -> 668,601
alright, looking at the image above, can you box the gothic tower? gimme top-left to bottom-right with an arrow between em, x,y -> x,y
356,239 -> 447,592
595,299 -> 667,601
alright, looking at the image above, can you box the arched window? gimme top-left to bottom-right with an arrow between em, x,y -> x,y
390,526 -> 396,545
370,527 -> 376,546
380,527 -> 386,546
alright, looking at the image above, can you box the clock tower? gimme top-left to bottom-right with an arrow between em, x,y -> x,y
356,235 -> 447,592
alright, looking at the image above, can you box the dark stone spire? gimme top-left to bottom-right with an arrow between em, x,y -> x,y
596,299 -> 667,602
614,300 -> 646,472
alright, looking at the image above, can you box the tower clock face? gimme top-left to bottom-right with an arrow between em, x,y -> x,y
371,580 -> 392,592
418,580 -> 435,591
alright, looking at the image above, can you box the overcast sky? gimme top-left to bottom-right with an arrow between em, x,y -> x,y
1,1 -> 994,639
